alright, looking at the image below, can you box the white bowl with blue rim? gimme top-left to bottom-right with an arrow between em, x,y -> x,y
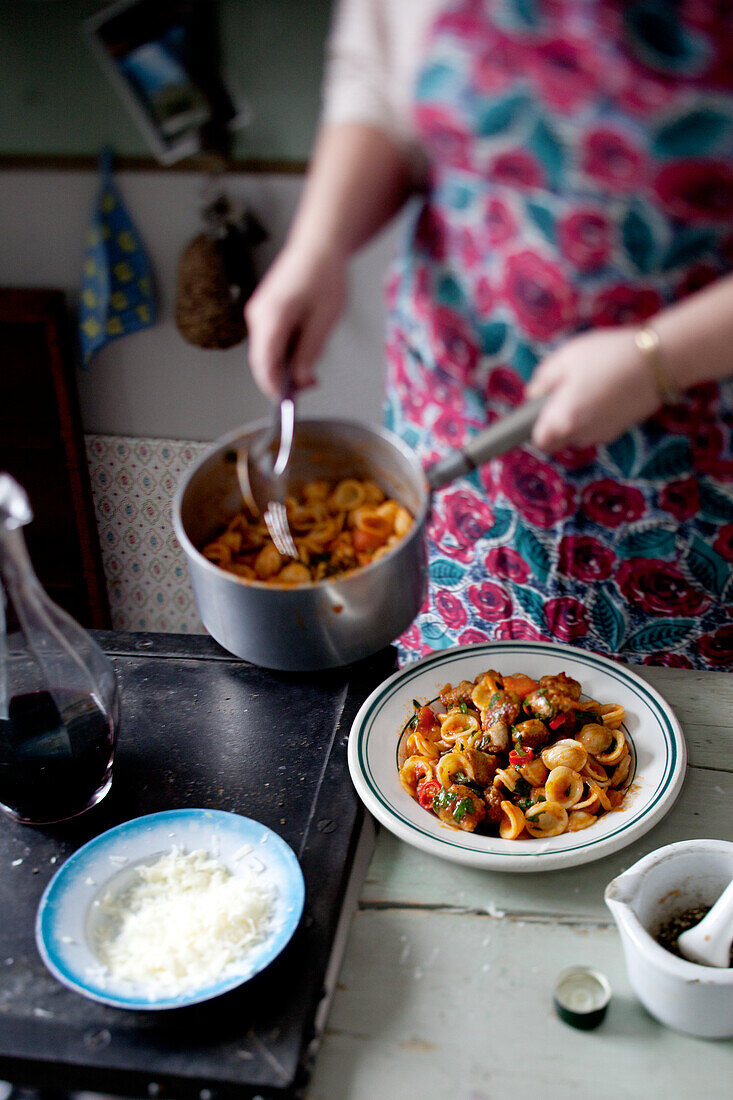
35,808 -> 305,1010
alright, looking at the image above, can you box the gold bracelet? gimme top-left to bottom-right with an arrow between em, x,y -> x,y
634,325 -> 680,405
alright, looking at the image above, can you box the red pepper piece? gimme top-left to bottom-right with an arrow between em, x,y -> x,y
416,705 -> 438,732
417,777 -> 441,810
549,713 -> 567,730
509,746 -> 535,766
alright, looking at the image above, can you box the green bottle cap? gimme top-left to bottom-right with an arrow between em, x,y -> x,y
553,966 -> 611,1030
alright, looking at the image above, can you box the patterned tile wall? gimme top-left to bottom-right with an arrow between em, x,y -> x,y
85,435 -> 209,633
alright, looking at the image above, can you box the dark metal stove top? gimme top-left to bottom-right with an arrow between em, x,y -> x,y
0,632 -> 396,1100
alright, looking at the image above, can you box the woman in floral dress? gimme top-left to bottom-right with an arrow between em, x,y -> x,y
246,0 -> 733,671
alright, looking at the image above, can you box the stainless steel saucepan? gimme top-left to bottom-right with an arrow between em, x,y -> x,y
172,400 -> 542,671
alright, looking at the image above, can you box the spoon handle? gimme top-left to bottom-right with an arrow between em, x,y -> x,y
273,390 -> 296,479
272,348 -> 298,479
426,396 -> 544,491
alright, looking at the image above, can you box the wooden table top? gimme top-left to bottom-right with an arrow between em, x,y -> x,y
307,666 -> 733,1100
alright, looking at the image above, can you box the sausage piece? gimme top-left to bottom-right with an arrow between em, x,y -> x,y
539,672 -> 581,700
512,718 -> 551,751
462,749 -> 498,787
439,680 -> 476,708
484,785 -> 504,825
483,689 -> 521,727
478,719 -> 510,753
433,783 -> 486,832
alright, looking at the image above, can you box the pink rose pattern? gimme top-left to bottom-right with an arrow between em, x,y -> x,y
386,0 -> 733,668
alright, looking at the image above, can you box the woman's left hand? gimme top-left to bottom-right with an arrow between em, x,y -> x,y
525,326 -> 661,453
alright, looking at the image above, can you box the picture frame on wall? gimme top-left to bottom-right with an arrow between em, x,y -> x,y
84,0 -> 249,164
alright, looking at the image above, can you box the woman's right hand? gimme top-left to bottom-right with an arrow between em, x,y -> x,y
244,242 -> 348,402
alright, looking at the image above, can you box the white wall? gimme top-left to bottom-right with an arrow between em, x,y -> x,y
0,168 -> 406,441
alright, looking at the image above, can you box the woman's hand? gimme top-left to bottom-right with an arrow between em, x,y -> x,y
244,242 -> 347,402
525,326 -> 661,453
245,122 -> 414,403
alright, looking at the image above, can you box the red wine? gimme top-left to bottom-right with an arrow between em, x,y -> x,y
0,690 -> 116,824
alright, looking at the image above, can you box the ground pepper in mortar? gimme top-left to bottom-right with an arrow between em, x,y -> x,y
655,905 -> 733,967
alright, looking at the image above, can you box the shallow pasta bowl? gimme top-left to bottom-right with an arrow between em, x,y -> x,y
347,641 -> 687,872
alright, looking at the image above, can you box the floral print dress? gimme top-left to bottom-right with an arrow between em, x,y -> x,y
385,0 -> 733,670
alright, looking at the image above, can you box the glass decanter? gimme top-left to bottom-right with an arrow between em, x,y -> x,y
0,473 -> 120,824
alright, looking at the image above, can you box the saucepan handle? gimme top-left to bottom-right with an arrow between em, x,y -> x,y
426,396 -> 545,492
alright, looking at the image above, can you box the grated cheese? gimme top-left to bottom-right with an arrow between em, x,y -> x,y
95,847 -> 275,995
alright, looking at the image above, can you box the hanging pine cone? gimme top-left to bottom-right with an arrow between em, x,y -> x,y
175,231 -> 246,350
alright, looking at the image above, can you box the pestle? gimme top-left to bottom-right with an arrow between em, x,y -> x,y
676,879 -> 733,968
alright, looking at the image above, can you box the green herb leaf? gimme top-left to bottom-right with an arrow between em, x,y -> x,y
453,797 -> 473,823
459,700 -> 469,714
432,788 -> 457,812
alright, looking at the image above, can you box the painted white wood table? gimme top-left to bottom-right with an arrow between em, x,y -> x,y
307,667 -> 733,1100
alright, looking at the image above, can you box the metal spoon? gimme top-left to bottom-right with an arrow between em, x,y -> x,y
676,879 -> 733,968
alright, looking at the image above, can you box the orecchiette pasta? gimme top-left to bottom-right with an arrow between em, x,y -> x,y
541,738 -> 587,772
545,766 -> 585,809
201,477 -> 413,585
575,723 -> 613,755
524,801 -> 569,838
397,667 -> 631,839
440,711 -> 480,742
499,801 -> 525,840
568,810 -> 597,832
595,727 -> 628,765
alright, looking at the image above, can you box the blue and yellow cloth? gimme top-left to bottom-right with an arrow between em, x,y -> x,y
79,148 -> 156,366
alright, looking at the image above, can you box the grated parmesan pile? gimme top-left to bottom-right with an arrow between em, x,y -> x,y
95,847 -> 276,994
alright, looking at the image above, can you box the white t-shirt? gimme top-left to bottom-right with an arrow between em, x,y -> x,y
321,0 -> 444,166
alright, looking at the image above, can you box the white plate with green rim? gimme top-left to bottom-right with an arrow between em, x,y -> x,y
347,642 -> 686,872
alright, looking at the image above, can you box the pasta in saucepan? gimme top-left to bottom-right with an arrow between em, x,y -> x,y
201,477 -> 412,585
398,668 -> 630,839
